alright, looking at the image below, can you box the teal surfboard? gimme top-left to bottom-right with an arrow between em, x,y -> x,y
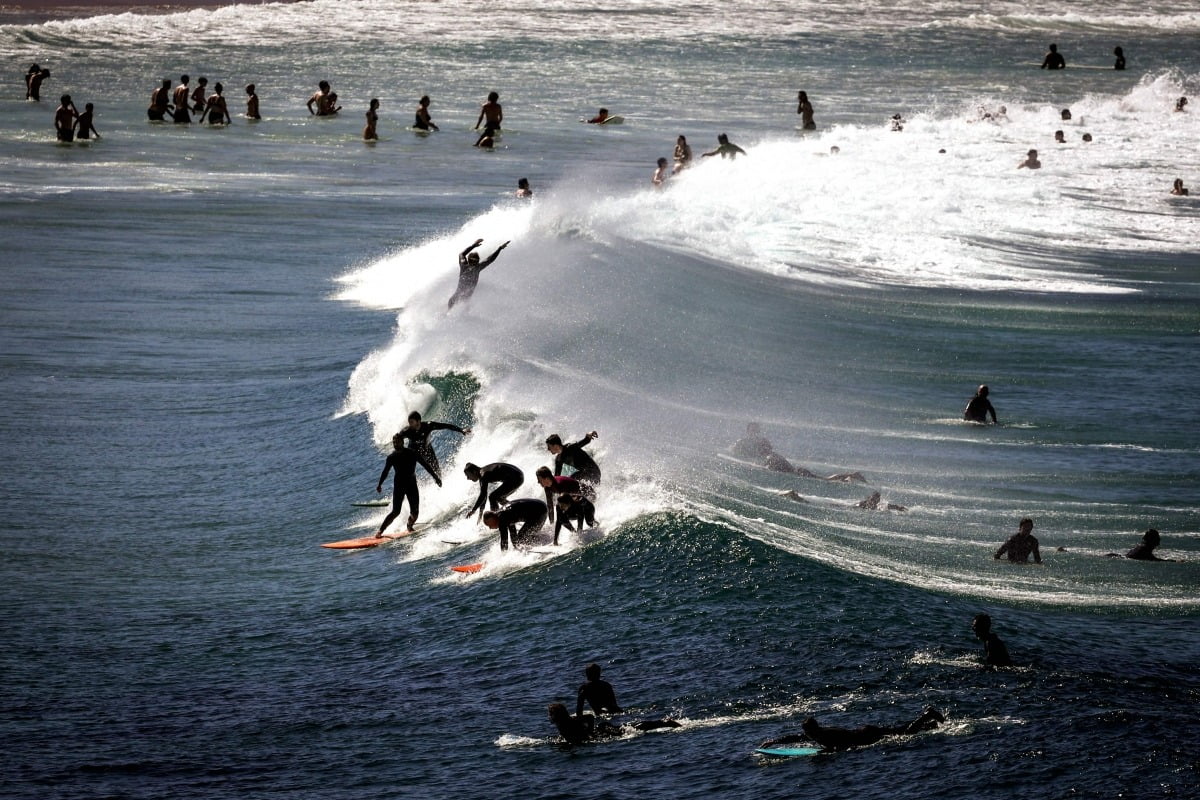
755,746 -> 821,757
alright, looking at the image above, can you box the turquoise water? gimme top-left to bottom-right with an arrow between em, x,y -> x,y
2,1 -> 1198,798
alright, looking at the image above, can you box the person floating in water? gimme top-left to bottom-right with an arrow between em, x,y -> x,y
148,78 -> 172,121
963,384 -> 997,424
995,518 -> 1041,564
732,423 -> 865,482
245,84 -> 260,120
414,95 -> 439,131
546,431 -> 601,487
796,90 -> 816,130
375,432 -> 440,536
1018,149 -> 1041,169
673,135 -> 692,173
1041,43 -> 1066,70
474,90 -> 502,147
762,708 -> 945,751
464,461 -> 524,521
972,613 -> 1013,667
652,157 -> 669,188
516,177 -> 533,198
1113,46 -> 1126,70
398,411 -> 470,484
1108,528 -> 1173,561
54,94 -> 76,142
856,492 -> 905,512
483,498 -> 548,550
702,133 -> 747,159
203,82 -> 231,125
1171,178 -> 1189,196
448,238 -> 509,309
1060,108 -> 1072,121
587,107 -> 609,124
74,102 -> 100,140
548,702 -> 680,746
363,98 -> 380,140
1174,96 -> 1187,112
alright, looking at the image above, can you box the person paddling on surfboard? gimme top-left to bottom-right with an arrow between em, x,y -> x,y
464,461 -> 524,521
376,433 -> 440,536
548,702 -> 679,746
483,498 -> 548,551
586,107 -> 609,124
398,411 -> 471,483
763,708 -> 944,751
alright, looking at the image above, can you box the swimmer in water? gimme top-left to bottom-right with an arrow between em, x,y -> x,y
54,94 -> 76,142
203,82 -> 230,125
74,102 -> 100,140
1018,149 -> 1041,169
587,107 -> 609,124
972,613 -> 1013,667
474,90 -> 502,147
148,79 -> 172,121
1061,108 -> 1072,121
190,76 -> 208,115
448,238 -> 509,309
673,135 -> 692,173
1175,96 -> 1187,112
963,384 -> 997,424
1113,46 -> 1126,70
994,518 -> 1042,564
652,157 -> 669,188
307,80 -> 333,116
763,708 -> 945,751
1054,130 -> 1065,143
702,133 -> 747,159
414,95 -> 439,131
363,98 -> 379,140
172,75 -> 192,123
796,90 -> 816,130
1041,43 -> 1066,70
1171,178 -> 1189,196
516,177 -> 533,197
1108,528 -> 1174,561
244,84 -> 260,120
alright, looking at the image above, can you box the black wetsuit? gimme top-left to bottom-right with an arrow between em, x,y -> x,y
448,250 -> 501,309
398,421 -> 466,483
963,395 -> 996,424
1042,51 -> 1066,70
995,533 -> 1041,563
469,462 -> 524,515
494,498 -> 548,550
377,447 -> 436,532
554,436 -> 601,486
981,632 -> 1012,667
576,678 -> 622,717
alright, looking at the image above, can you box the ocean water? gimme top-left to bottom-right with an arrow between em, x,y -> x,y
1,1 -> 1198,797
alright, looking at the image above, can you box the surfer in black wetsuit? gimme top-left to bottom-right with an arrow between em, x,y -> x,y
546,431 -> 601,487
576,663 -> 622,717
972,613 -> 1013,667
963,384 -> 997,424
1041,43 -> 1066,70
1113,46 -> 1126,70
536,466 -> 596,542
448,238 -> 509,309
763,708 -> 944,751
483,498 -> 548,551
994,518 -> 1041,564
547,703 -> 680,747
1109,528 -> 1172,561
376,433 -> 440,536
464,461 -> 524,520
398,411 -> 470,484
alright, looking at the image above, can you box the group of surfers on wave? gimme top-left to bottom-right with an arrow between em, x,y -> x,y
374,411 -> 601,550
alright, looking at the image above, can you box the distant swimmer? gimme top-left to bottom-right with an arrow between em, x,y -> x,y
203,83 -> 230,125
54,94 -> 76,142
1054,129 -> 1065,143
326,93 -> 343,115
576,662 -> 622,717
1060,108 -> 1072,121
963,384 -> 997,424
24,63 -> 42,100
375,432 -> 440,536
856,492 -> 905,512
1175,96 -> 1187,112
74,102 -> 100,140
1018,149 -> 1041,170
483,498 -> 548,550
1171,178 -> 1189,196
762,708 -> 945,751
702,133 -> 747,159
398,411 -> 470,483
1108,528 -> 1174,561
172,75 -> 192,123
994,517 -> 1041,564
796,90 -> 816,130
190,76 -> 208,115
464,462 -> 524,520
673,135 -> 692,173
516,177 -> 533,198
1041,43 -> 1066,70
548,702 -> 680,746
546,431 -> 601,486
474,90 -> 502,147
1113,46 -> 1126,70
1081,133 -> 1092,142
148,79 -> 172,121
307,80 -> 333,116
245,84 -> 260,120
587,108 -> 610,124
971,613 -> 1013,667
27,67 -> 50,102
448,237 -> 509,309
414,95 -> 439,131
652,157 -> 669,188
890,113 -> 905,131
363,98 -> 380,140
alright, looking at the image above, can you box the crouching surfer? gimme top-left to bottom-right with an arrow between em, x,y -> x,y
483,498 -> 548,550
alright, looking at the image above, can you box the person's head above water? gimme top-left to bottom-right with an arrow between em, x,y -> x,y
1018,518 -> 1034,535
487,91 -> 499,102
972,613 -> 993,638
585,662 -> 602,681
1061,108 -> 1071,120
977,384 -> 989,397
1142,528 -> 1161,547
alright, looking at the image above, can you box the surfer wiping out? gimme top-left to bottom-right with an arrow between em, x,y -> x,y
398,411 -> 470,483
762,707 -> 945,751
448,238 -> 509,309
732,423 -> 866,482
375,433 -> 440,536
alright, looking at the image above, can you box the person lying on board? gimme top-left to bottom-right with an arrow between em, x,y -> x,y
587,107 -> 610,123
733,423 -> 866,482
762,707 -> 944,751
547,703 -> 680,746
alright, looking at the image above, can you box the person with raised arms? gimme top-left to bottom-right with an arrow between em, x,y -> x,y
463,461 -> 524,521
448,238 -> 509,309
483,498 -> 548,551
375,432 -> 440,537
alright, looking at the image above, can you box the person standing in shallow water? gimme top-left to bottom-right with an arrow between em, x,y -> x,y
414,95 -> 438,131
1113,46 -> 1126,70
797,90 -> 816,130
244,84 -> 260,120
363,98 -> 379,140
995,518 -> 1041,564
1041,43 -> 1065,70
963,384 -> 997,424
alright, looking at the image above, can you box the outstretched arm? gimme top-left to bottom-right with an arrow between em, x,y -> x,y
478,241 -> 510,269
460,238 -> 484,258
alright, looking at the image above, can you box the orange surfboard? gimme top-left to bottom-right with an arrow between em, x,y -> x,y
451,562 -> 484,573
321,533 -> 403,549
